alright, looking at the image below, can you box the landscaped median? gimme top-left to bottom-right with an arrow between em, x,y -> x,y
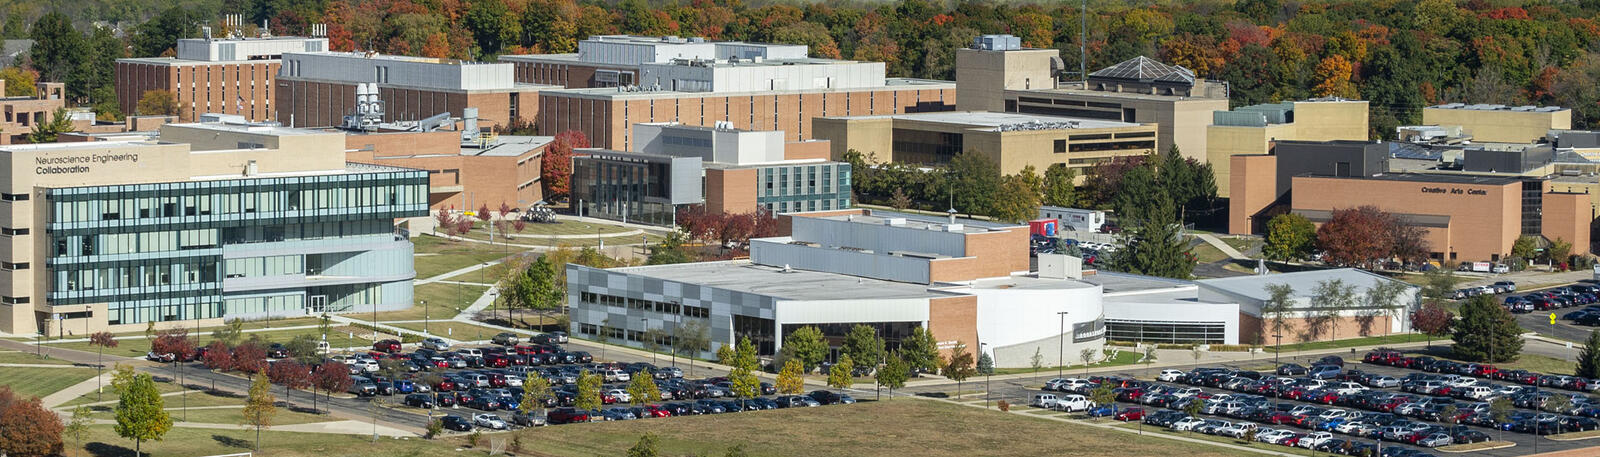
1437,440 -> 1518,452
1547,429 -> 1600,441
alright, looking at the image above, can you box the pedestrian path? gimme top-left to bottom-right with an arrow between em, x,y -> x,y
42,372 -> 114,408
1194,233 -> 1247,260
38,324 -> 321,345
84,418 -> 413,437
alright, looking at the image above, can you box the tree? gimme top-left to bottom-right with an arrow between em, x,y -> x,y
241,372 -> 276,452
1090,383 -> 1118,420
944,342 -> 976,395
645,232 -> 694,265
1261,283 -> 1295,349
626,373 -> 662,405
976,352 -> 994,375
27,107 -> 74,143
1042,164 -> 1078,208
1263,213 -> 1316,261
627,432 -> 660,457
673,320 -> 711,377
780,326 -> 828,373
716,344 -> 736,366
1421,268 -> 1462,301
542,130 -> 589,200
901,326 -> 941,375
1312,55 -> 1358,98
575,370 -> 603,411
1579,330 -> 1600,379
266,360 -> 311,400
201,340 -> 233,372
114,372 -> 171,457
1365,280 -> 1411,341
231,342 -> 268,375
0,386 -> 65,457
212,319 -> 244,347
284,334 -> 320,364
990,172 -> 1042,223
728,337 -> 762,399
130,7 -> 199,58
777,359 -> 806,394
136,90 -> 179,116
1413,302 -> 1455,348
1080,348 -> 1099,374
948,150 -> 1002,216
1452,295 -> 1523,363
827,354 -> 855,394
522,373 -> 553,415
841,324 -> 884,370
1111,193 -> 1193,279
876,350 -> 910,395
1310,279 -> 1356,342
90,331 -> 118,401
501,255 -> 563,329
1511,235 -> 1539,262
0,67 -> 37,97
27,12 -> 85,84
888,187 -> 913,210
1030,347 -> 1045,380
1550,238 -> 1574,270
312,361 -> 352,411
1490,397 -> 1514,441
1316,206 -> 1394,269
64,404 -> 92,455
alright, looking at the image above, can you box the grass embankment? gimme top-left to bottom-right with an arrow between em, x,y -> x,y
1265,333 -> 1435,353
990,349 -> 1145,376
49,327 -> 371,358
0,366 -> 99,399
0,350 -> 78,365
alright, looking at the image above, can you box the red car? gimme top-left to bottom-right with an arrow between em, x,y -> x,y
1364,351 -> 1402,365
1266,412 -> 1300,426
484,354 -> 511,368
373,339 -> 402,353
433,379 -> 457,392
487,373 -> 508,387
1114,407 -> 1145,421
643,404 -> 673,418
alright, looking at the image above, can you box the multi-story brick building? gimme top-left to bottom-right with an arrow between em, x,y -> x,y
341,128 -> 549,211
0,81 -> 65,144
115,35 -> 328,122
275,52 -> 555,129
500,35 -> 809,89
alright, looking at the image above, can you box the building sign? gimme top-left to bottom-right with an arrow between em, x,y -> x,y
1073,317 -> 1106,343
35,152 -> 140,175
1420,186 -> 1487,196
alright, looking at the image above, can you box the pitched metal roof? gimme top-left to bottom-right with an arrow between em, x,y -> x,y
1089,56 -> 1195,84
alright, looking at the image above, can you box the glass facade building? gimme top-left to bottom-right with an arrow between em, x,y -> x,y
571,151 -> 701,226
45,166 -> 428,325
755,162 -> 851,214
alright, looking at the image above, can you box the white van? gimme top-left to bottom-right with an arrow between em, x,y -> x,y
458,348 -> 484,358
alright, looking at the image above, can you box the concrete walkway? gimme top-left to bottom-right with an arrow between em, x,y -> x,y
84,418 -> 413,437
414,257 -> 512,285
37,324 -> 321,345
1194,233 -> 1248,260
42,372 -> 115,408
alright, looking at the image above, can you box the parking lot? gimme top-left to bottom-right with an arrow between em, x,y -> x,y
934,348 -> 1600,457
328,333 -> 858,433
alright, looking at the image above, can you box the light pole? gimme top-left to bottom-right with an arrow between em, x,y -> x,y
981,342 -> 991,409
422,300 -> 428,335
1274,333 -> 1283,366
1057,311 -> 1069,380
643,317 -> 656,366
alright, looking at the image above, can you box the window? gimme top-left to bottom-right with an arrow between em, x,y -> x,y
1,295 -> 28,305
0,193 -> 28,201
0,227 -> 28,236
1,262 -> 29,270
1054,139 -> 1067,153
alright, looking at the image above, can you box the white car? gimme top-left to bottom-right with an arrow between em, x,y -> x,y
1334,420 -> 1368,435
1256,429 -> 1293,444
1297,432 -> 1334,449
1170,417 -> 1207,431
472,413 -> 508,430
1157,369 -> 1186,382
1043,378 -> 1071,391
1170,387 -> 1204,399
1217,422 -> 1258,439
1052,394 -> 1094,412
603,369 -> 631,382
605,389 -> 632,404
421,338 -> 450,351
1316,409 -> 1352,422
1446,377 -> 1479,388
1058,378 -> 1093,392
1332,382 -> 1367,395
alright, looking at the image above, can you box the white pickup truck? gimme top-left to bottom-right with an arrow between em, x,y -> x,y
1051,394 -> 1094,412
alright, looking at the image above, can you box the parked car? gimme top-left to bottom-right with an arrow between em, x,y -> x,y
373,339 -> 402,353
546,407 -> 592,425
403,393 -> 435,409
422,337 -> 451,351
1416,432 -> 1452,448
808,390 -> 855,405
472,413 -> 508,430
492,333 -> 520,345
439,415 -> 473,432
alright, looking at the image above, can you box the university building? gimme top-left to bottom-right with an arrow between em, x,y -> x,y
275,52 -> 554,129
115,35 -> 328,122
0,117 -> 428,337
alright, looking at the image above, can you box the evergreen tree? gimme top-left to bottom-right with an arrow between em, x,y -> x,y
1451,295 -> 1523,363
27,108 -> 74,143
28,12 -> 86,84
1578,330 -> 1600,379
976,352 -> 994,375
1112,194 -> 1193,279
114,372 -> 171,457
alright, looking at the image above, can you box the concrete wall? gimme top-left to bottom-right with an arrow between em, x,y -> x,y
969,284 -> 1103,368
1423,107 -> 1572,144
750,238 -> 933,284
790,216 -> 969,258
955,48 -> 1059,112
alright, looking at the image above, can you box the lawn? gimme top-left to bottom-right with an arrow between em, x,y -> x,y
1220,236 -> 1261,255
60,377 -> 206,408
49,326 -> 373,358
366,283 -> 488,322
0,350 -> 78,365
72,424 -> 457,457
1393,348 -> 1576,374
1191,242 -> 1230,264
1265,332 -> 1435,353
0,366 -> 98,400
990,348 -> 1145,376
413,250 -> 509,281
387,320 -> 509,341
510,398 -> 1260,457
91,404 -> 340,426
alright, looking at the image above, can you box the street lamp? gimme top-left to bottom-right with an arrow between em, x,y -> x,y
643,317 -> 656,366
422,300 -> 428,335
1273,333 -> 1283,366
1057,311 -> 1069,380
980,342 -> 991,409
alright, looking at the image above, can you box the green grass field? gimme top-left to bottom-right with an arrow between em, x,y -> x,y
87,402 -> 339,426
508,399 -> 1259,457
990,348 -> 1144,376
387,321 -> 509,341
72,424 -> 456,457
49,326 -> 373,358
1265,332 -> 1435,353
1191,242 -> 1230,264
0,366 -> 98,400
59,375 -> 203,408
364,283 -> 488,323
0,350 -> 78,365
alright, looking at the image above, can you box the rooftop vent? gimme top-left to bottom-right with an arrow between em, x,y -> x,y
883,217 -> 907,226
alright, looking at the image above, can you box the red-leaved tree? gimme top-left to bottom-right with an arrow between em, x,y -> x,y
151,329 -> 195,361
433,209 -> 456,236
267,360 -> 313,400
89,331 -> 118,401
1412,302 -> 1455,348
201,340 -> 234,380
1316,206 -> 1396,269
476,203 -> 491,223
541,130 -> 589,200
312,361 -> 353,412
232,342 -> 269,377
0,386 -> 64,457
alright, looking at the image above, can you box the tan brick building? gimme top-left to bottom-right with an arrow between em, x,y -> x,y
1423,104 -> 1571,144
342,130 -> 548,211
813,110 -> 1158,175
1206,98 -> 1370,197
0,81 -> 66,144
115,36 -> 328,122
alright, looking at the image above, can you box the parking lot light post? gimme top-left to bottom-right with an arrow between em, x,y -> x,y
644,317 -> 656,366
1273,334 -> 1282,366
422,300 -> 428,335
981,342 -> 990,409
1057,311 -> 1069,380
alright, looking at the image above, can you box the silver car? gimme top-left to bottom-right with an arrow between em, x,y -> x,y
1366,376 -> 1400,388
1417,432 -> 1452,448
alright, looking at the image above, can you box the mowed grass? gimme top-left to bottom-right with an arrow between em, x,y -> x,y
1265,332 -> 1435,353
989,349 -> 1145,376
73,424 -> 457,457
1191,241 -> 1230,264
0,350 -> 78,365
0,366 -> 98,400
87,402 -> 338,426
412,236 -> 510,280
366,283 -> 488,323
59,377 -> 199,407
511,399 -> 1260,457
387,320 -> 509,341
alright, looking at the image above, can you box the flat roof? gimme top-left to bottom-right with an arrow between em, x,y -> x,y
610,260 -> 960,301
118,56 -> 279,66
1295,172 -> 1524,186
1428,103 -> 1567,113
658,57 -> 862,68
829,110 -> 1146,131
166,121 -> 327,137
1012,87 -> 1221,102
844,209 -> 1021,230
966,274 -> 1096,291
1196,268 -> 1412,302
540,78 -> 954,100
1080,271 -> 1195,294
0,140 -> 160,153
465,135 -> 552,157
817,212 -> 1010,234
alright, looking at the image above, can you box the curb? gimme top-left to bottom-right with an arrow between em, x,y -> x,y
1546,431 -> 1600,442
1437,441 -> 1518,452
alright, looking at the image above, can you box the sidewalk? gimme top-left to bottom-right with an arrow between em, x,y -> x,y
1194,233 -> 1247,260
42,372 -> 114,408
83,418 -> 413,437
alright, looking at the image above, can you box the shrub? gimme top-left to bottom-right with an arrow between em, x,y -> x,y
425,419 -> 442,439
997,400 -> 1010,412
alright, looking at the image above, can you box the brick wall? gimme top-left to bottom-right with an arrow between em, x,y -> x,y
928,295 -> 979,358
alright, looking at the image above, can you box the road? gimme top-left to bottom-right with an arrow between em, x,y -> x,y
898,351 -> 1600,457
